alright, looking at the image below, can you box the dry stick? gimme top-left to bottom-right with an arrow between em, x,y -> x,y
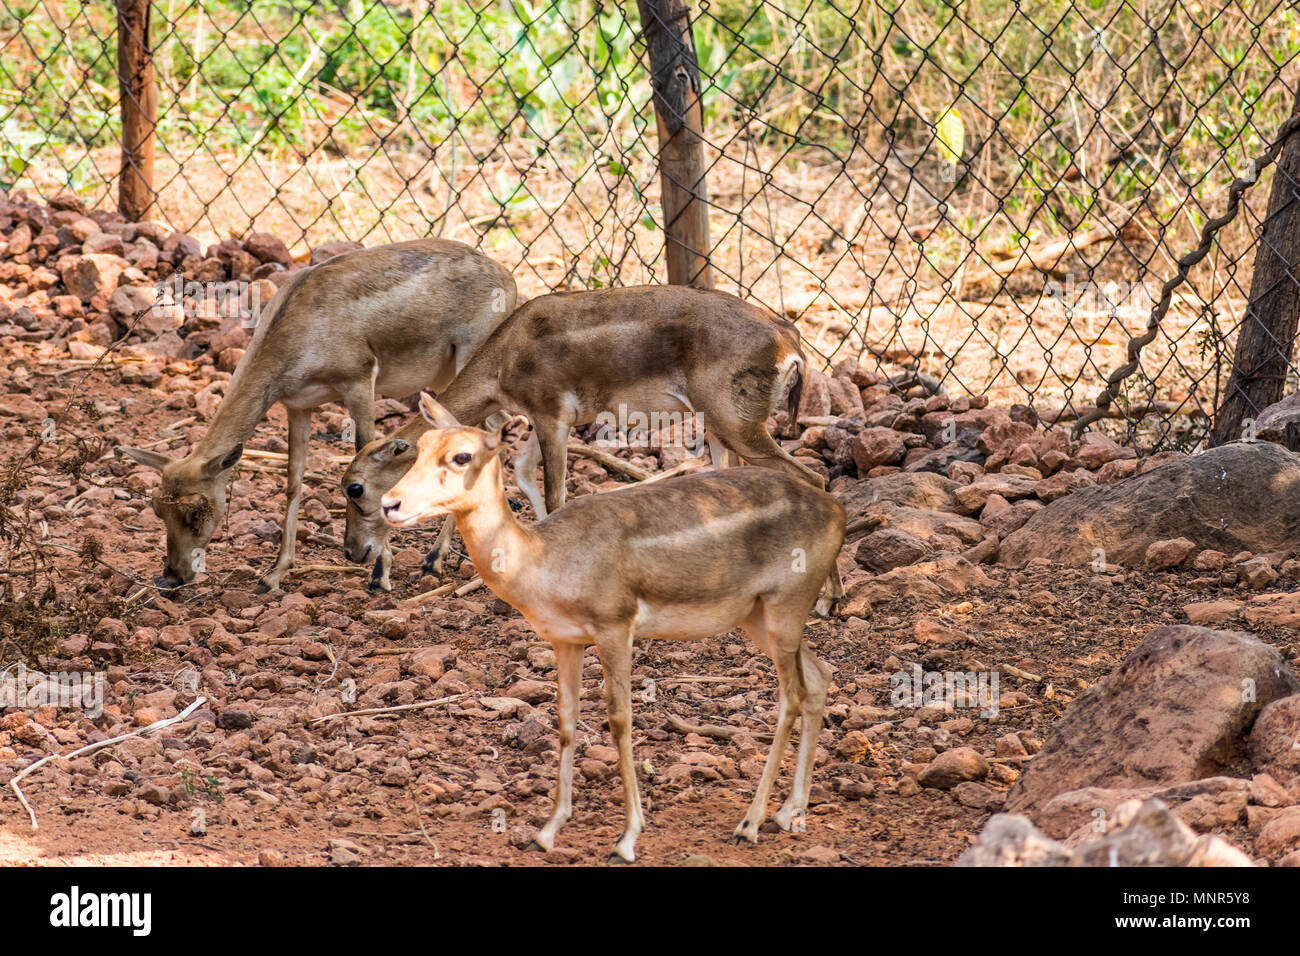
10,697 -> 208,831
664,714 -> 774,742
658,675 -> 748,685
999,664 -> 1043,683
1072,112 -> 1300,438
566,443 -> 653,481
308,692 -> 470,725
283,563 -> 366,578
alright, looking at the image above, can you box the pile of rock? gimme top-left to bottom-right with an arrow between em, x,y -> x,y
0,187 -> 360,363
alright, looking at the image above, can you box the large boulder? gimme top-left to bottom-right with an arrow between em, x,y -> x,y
999,443 -> 1300,567
1005,625 -> 1299,817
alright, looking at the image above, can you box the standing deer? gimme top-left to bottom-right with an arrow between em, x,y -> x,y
341,284 -> 842,603
382,395 -> 846,863
115,239 -> 515,591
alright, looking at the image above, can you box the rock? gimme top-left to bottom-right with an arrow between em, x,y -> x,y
1243,592 -> 1300,627
60,253 -> 128,301
1001,443 -> 1300,568
953,474 -> 1038,514
1255,806 -> 1300,857
953,781 -> 1000,809
1249,773 -> 1292,808
109,284 -> 156,325
1238,557 -> 1278,590
918,747 -> 989,789
827,375 -> 866,419
1034,468 -> 1096,502
310,240 -> 364,264
796,368 -> 831,421
1248,695 -> 1300,781
1254,392 -> 1300,445
1193,549 -> 1228,571
837,471 -> 958,522
955,814 -> 1073,866
1145,537 -> 1196,570
854,527 -> 931,572
504,679 -> 553,705
850,427 -> 907,472
903,430 -> 985,475
1072,432 -> 1127,469
83,232 -> 125,256
244,232 -> 294,267
1070,798 -> 1253,866
1183,600 -> 1242,626
1005,625 -> 1300,816
980,499 -> 1043,538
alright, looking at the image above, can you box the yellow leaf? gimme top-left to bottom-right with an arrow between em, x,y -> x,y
937,107 -> 964,165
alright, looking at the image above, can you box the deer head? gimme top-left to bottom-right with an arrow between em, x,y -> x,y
115,443 -> 243,587
381,394 -> 530,528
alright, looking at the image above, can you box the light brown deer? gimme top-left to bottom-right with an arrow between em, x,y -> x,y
381,394 -> 845,863
115,239 -> 515,591
342,284 -> 842,603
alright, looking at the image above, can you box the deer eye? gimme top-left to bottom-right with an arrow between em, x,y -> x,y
187,507 -> 205,526
451,453 -> 472,466
345,483 -> 365,499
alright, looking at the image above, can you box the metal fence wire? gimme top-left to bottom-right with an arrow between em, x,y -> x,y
2,0 -> 1300,450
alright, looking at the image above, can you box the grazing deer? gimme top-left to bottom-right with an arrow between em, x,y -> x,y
344,284 -> 843,603
115,239 -> 515,591
381,395 -> 846,863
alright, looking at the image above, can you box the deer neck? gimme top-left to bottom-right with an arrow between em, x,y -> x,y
449,465 -> 542,603
189,364 -> 278,463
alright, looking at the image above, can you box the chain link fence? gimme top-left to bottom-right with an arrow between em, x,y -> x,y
2,0 -> 1299,449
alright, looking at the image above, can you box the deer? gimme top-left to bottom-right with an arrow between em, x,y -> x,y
114,239 -> 516,591
341,284 -> 843,605
341,412 -> 541,591
382,394 -> 846,863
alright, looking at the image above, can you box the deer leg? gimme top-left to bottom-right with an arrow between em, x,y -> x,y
596,628 -> 644,863
421,517 -> 457,577
257,406 -> 311,592
339,380 -> 376,452
733,609 -> 805,845
774,643 -> 831,830
706,432 -> 739,470
370,542 -> 393,592
536,415 -> 569,516
511,432 -> 546,517
532,640 -> 583,852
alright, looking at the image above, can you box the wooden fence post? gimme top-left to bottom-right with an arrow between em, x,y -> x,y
635,0 -> 713,289
1211,91 -> 1300,445
116,0 -> 156,222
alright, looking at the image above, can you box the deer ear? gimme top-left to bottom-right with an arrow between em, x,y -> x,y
418,392 -> 460,429
115,446 -> 174,472
489,415 -> 532,456
201,443 -> 244,478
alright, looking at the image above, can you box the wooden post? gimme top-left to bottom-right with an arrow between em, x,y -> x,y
116,0 -> 156,222
1211,92 -> 1300,445
636,0 -> 713,289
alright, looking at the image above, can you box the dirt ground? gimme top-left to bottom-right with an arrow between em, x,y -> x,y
2,344 -> 1293,867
